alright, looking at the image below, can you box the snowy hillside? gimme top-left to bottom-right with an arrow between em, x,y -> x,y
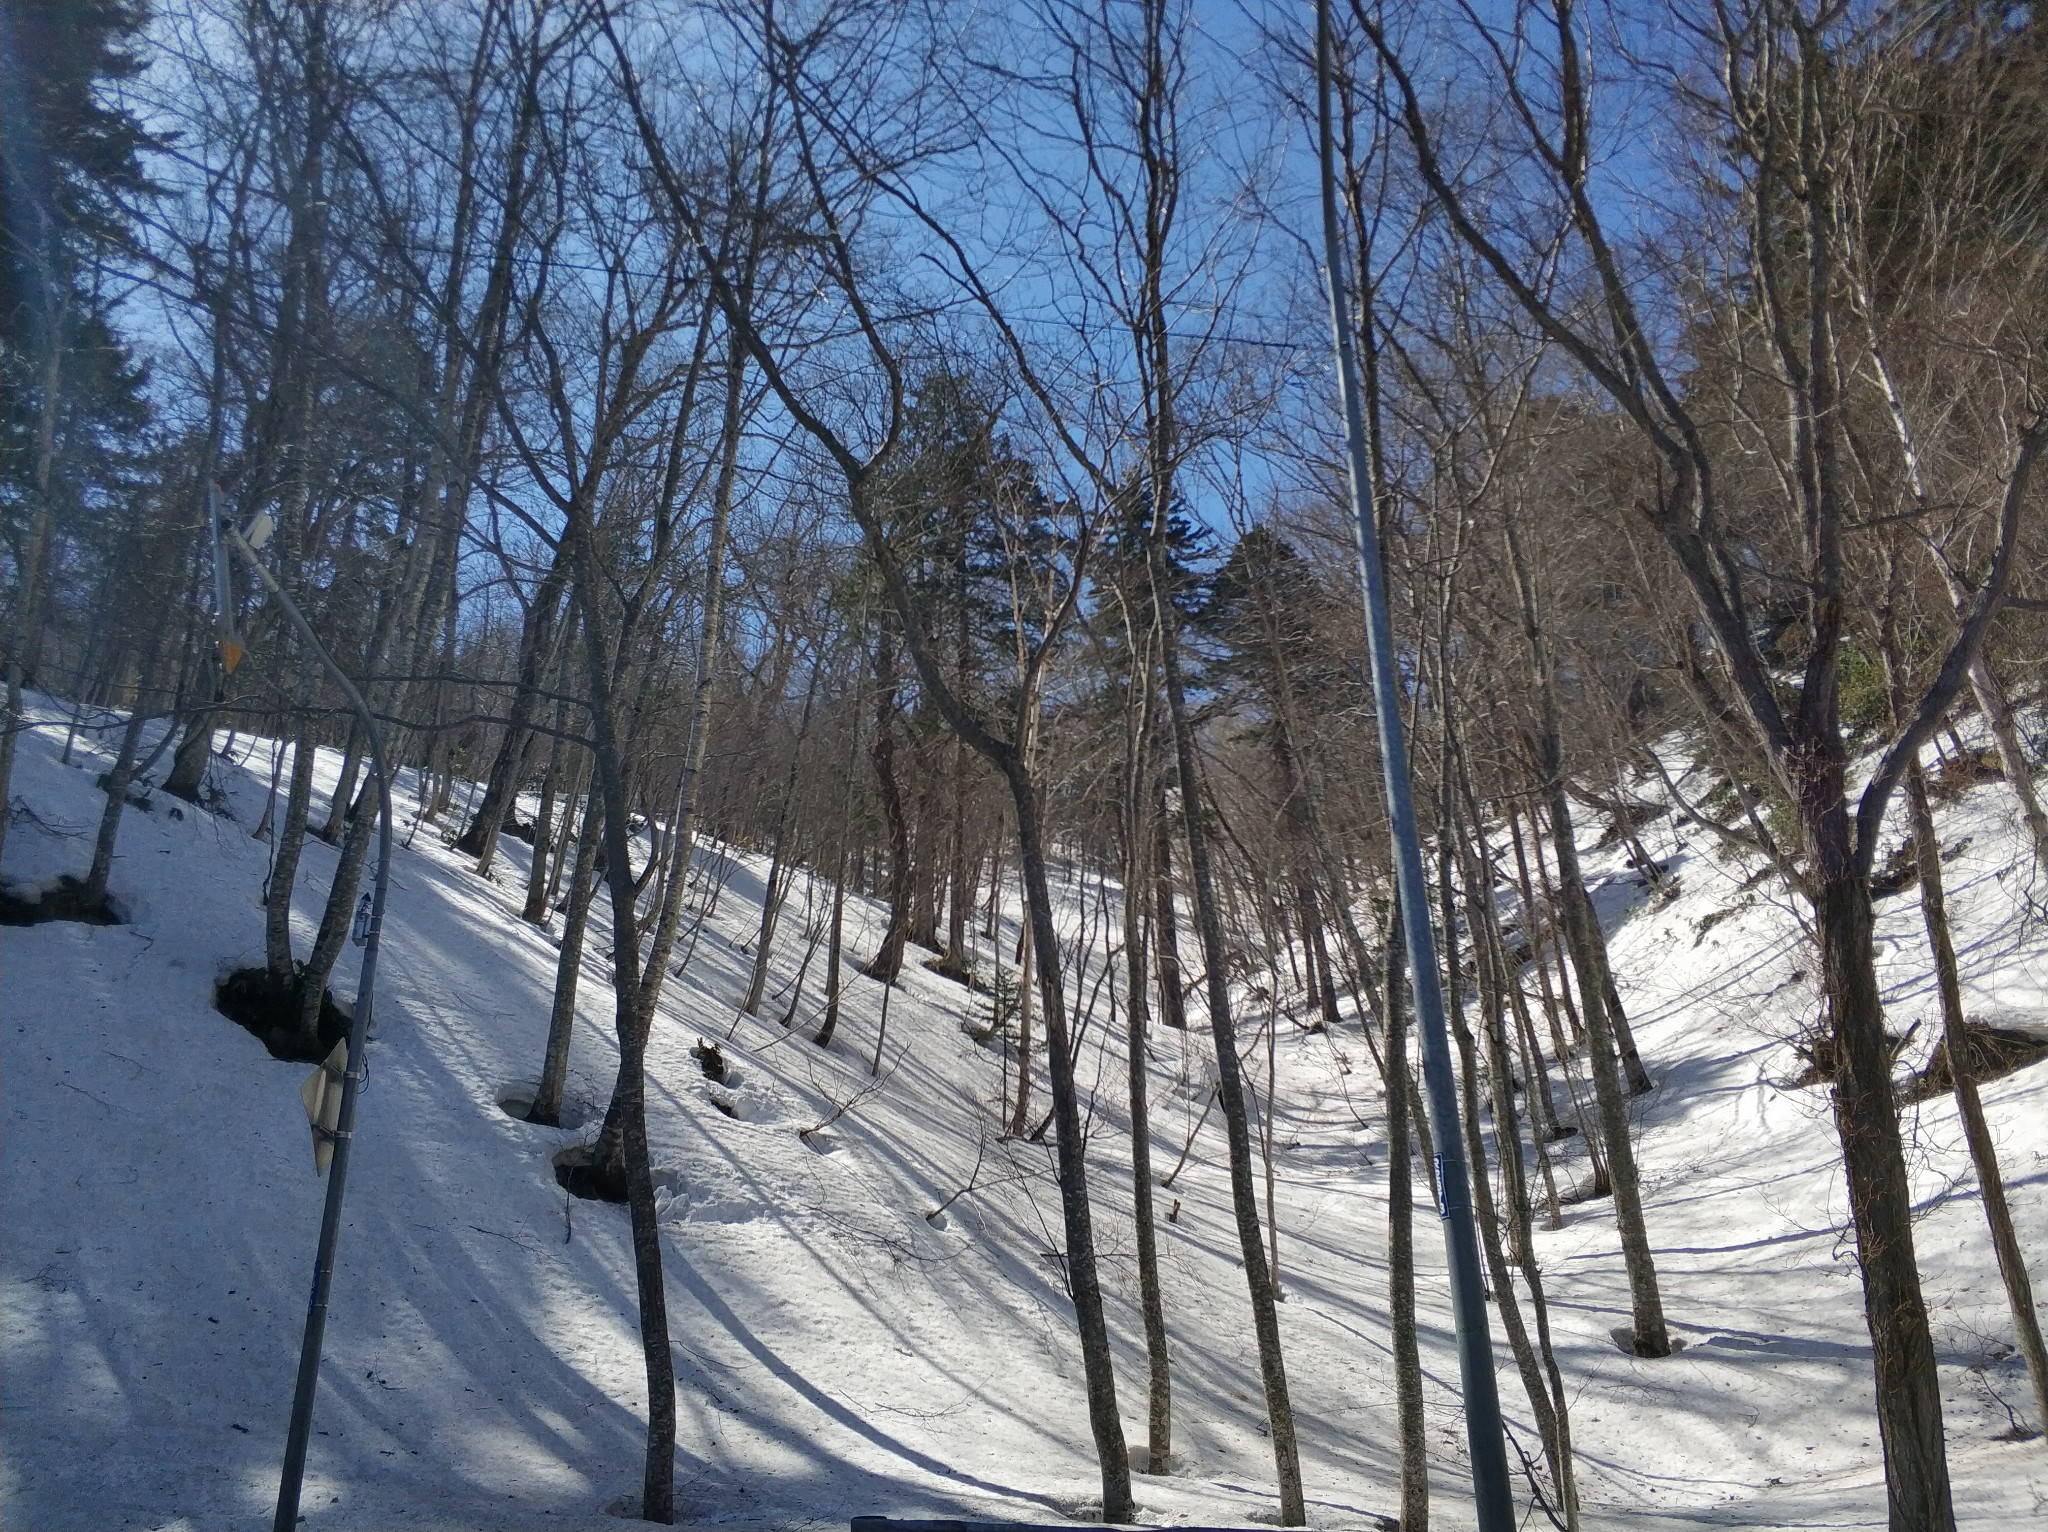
4,699 -> 2047,1531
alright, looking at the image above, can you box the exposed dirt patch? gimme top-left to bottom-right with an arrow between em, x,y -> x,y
1869,840 -> 1920,899
692,1039 -> 728,1084
214,967 -> 350,1063
0,876 -> 123,927
1905,1023 -> 2048,1102
1930,747 -> 2003,801
1787,1026 -> 1915,1089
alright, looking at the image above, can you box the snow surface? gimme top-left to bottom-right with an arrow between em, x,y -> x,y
4,696 -> 2047,1530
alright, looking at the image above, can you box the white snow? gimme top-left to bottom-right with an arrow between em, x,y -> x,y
5,697 -> 2046,1530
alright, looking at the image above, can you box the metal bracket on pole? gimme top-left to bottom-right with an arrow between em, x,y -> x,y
1312,5 -> 1515,1528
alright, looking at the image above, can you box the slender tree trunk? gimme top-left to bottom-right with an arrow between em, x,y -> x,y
296,771 -> 378,1036
814,844 -> 850,1049
741,669 -> 819,1015
1504,489 -> 1666,1354
266,663 -> 321,982
910,763 -> 943,951
1153,563 -> 1305,1523
1903,756 -> 2048,1432
1010,889 -> 1034,1138
864,618 -> 911,982
1964,653 -> 2048,875
1518,805 -> 1585,1057
294,532 -> 447,1037
1008,762 -> 1134,1522
947,735 -> 972,968
523,703 -> 569,923
1300,880 -> 1342,1031
1128,919 -> 1174,1473
1119,635 -> 1172,1472
1548,772 -> 1667,1353
1542,791 -> 1652,1093
1382,898 -> 1429,1532
545,753 -> 585,914
742,831 -> 794,1016
318,724 -> 362,843
0,292 -> 66,872
1478,865 -> 1579,1526
84,638 -> 167,906
460,558 -> 570,865
1923,543 -> 2048,874
530,785 -> 605,1127
1438,783 -> 1563,1489
580,626 -> 675,1524
1151,781 -> 1189,1031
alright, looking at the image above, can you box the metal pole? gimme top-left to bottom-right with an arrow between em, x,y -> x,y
208,493 -> 396,1532
1311,7 -> 1516,1528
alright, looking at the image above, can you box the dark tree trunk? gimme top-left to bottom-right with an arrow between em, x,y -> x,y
1009,892 -> 1034,1138
864,619 -> 911,982
1154,569 -> 1305,1523
947,736 -> 971,968
1381,901 -> 1429,1532
1816,860 -> 1953,1530
1151,781 -> 1189,1031
459,559 -> 569,866
582,649 -> 675,1525
1437,791 -> 1563,1489
295,771 -> 378,1037
85,638 -> 167,906
1902,759 -> 2048,1431
265,669 -> 321,983
162,697 -> 219,803
1008,762 -> 1134,1522
1118,636 -> 1173,1472
1546,774 -> 1668,1355
318,724 -> 362,843
523,706 -> 569,923
741,669 -> 818,1016
814,845 -> 849,1049
909,760 -> 943,951
530,785 -> 604,1127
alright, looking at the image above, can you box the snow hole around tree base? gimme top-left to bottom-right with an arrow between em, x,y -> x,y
0,875 -> 123,928
495,1081 -> 595,1129
551,1142 -> 629,1203
213,966 -> 350,1062
1610,1325 -> 1689,1357
551,1144 -> 712,1218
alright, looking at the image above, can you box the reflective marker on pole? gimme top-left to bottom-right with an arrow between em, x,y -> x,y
1311,6 -> 1516,1528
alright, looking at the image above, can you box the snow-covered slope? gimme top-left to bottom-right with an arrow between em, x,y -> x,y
4,699 -> 2046,1530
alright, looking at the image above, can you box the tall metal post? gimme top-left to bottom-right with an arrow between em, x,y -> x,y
1311,7 -> 1515,1528
207,493 -> 396,1532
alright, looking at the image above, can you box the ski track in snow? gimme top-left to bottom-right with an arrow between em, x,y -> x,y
4,695 -> 2047,1529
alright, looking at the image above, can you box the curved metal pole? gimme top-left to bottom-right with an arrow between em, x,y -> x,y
1312,7 -> 1515,1528
207,492 -> 395,1532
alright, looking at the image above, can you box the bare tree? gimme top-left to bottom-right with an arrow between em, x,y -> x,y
1347,1 -> 2045,1520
